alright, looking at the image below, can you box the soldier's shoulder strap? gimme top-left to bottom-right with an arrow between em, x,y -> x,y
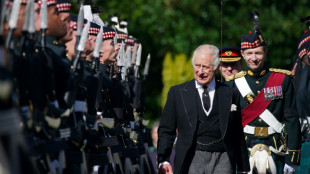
269,68 -> 291,76
225,71 -> 247,81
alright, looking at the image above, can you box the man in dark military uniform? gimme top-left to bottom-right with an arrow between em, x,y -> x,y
291,27 -> 310,174
219,46 -> 243,82
226,33 -> 301,174
57,0 -> 73,45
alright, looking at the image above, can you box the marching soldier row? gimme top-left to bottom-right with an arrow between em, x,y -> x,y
0,0 -> 153,173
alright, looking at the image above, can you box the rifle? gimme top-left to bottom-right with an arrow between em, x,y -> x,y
64,21 -> 90,108
86,26 -> 102,116
249,11 -> 266,45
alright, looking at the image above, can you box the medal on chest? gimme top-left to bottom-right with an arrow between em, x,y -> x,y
263,86 -> 283,101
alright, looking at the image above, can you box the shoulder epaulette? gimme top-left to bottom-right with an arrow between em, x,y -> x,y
269,68 -> 291,76
225,71 -> 247,81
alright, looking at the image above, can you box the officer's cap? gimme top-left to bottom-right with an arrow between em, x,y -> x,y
219,46 -> 242,62
70,15 -> 87,31
57,0 -> 71,13
125,35 -> 135,46
36,0 -> 58,7
89,22 -> 100,36
117,30 -> 127,43
241,33 -> 266,50
296,30 -> 310,59
102,27 -> 116,41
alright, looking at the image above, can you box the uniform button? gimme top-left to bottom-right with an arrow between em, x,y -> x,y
256,81 -> 259,84
259,119 -> 262,123
257,91 -> 260,94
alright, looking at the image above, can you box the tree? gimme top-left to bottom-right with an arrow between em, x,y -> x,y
71,0 -> 310,121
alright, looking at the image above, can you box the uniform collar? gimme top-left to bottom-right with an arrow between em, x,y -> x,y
99,63 -> 111,75
247,66 -> 268,78
195,77 -> 216,91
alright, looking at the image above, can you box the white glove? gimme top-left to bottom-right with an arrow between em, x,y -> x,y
283,164 -> 298,174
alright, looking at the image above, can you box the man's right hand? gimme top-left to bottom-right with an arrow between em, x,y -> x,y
158,164 -> 173,174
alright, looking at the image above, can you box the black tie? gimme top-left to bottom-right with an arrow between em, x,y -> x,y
202,87 -> 210,111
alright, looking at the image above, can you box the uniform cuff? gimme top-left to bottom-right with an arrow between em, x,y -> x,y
158,161 -> 170,169
286,149 -> 301,165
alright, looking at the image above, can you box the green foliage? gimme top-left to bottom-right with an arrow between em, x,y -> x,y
69,0 -> 310,121
161,52 -> 193,109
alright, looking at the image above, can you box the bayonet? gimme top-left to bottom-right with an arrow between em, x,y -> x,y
113,32 -> 118,46
28,0 -> 35,35
77,21 -> 90,52
121,47 -> 132,82
21,0 -> 35,51
117,41 -> 125,67
5,0 -> 21,48
0,0 -> 6,36
92,26 -> 103,72
125,46 -> 131,70
131,43 -> 137,66
143,53 -> 151,80
116,41 -> 124,80
135,44 -> 142,66
40,0 -> 47,50
134,44 -> 142,78
75,4 -> 84,52
22,0 -> 31,32
73,20 -> 90,71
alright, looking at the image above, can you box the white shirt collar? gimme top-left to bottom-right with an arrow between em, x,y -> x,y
195,77 -> 216,91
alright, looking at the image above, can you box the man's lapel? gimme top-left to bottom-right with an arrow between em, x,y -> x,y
180,80 -> 198,136
217,82 -> 232,138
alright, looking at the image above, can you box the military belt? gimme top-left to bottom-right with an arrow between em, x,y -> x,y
74,100 -> 87,113
244,125 -> 276,137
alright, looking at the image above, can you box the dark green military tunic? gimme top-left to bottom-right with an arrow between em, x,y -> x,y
226,66 -> 301,166
44,36 -> 71,109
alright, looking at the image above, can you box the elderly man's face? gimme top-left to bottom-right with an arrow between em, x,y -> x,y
193,52 -> 215,86
220,61 -> 243,79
